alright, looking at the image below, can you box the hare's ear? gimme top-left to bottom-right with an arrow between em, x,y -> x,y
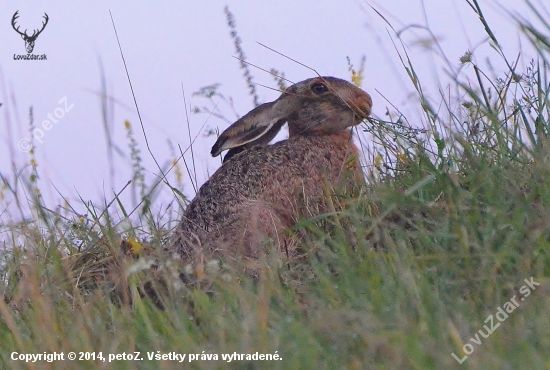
221,119 -> 285,162
211,99 -> 294,157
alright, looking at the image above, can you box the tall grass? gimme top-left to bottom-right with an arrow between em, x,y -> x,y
1,1 -> 550,369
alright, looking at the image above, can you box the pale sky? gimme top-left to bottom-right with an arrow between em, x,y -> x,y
0,0 -> 542,222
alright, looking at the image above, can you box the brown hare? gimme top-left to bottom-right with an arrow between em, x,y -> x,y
173,76 -> 372,264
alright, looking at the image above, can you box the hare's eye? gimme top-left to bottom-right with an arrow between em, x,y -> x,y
311,83 -> 328,94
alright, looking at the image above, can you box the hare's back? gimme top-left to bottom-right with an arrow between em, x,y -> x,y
185,134 -> 357,225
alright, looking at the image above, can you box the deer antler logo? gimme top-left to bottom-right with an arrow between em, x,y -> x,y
11,11 -> 49,54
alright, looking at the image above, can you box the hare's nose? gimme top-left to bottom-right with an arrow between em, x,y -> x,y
352,92 -> 372,119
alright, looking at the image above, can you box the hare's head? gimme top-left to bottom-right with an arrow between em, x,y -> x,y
211,76 -> 372,159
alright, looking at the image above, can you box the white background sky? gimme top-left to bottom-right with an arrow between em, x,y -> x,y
0,0 -> 544,223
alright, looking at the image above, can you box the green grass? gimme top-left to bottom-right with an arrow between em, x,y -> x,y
2,1 -> 550,369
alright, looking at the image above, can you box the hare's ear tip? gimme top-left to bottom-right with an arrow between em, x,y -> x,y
210,146 -> 221,157
211,137 -> 225,157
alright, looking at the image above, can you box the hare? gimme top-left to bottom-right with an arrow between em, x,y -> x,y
173,76 -> 372,264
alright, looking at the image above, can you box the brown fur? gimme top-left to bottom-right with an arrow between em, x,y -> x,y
172,77 -> 372,263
